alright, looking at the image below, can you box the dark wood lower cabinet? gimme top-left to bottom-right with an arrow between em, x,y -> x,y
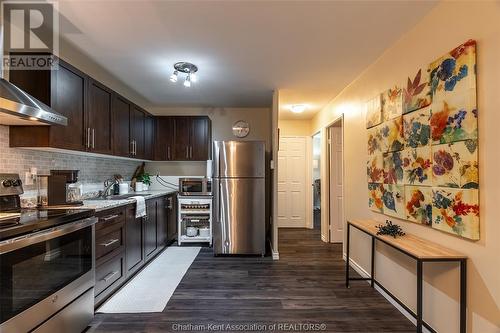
95,194 -> 177,307
144,200 -> 158,261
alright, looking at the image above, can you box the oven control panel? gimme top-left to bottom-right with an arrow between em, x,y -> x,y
0,174 -> 24,196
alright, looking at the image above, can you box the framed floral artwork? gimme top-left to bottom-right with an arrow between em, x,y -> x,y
380,116 -> 404,152
382,86 -> 403,121
402,146 -> 432,186
403,68 -> 431,114
367,125 -> 387,155
429,40 -> 476,103
381,184 -> 405,219
432,140 -> 478,189
429,89 -> 478,144
366,95 -> 383,129
432,187 -> 479,240
405,186 -> 432,225
403,106 -> 431,148
368,183 -> 384,213
367,153 -> 384,183
383,151 -> 403,185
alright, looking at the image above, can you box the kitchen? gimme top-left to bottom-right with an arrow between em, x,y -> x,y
2,1 -> 500,333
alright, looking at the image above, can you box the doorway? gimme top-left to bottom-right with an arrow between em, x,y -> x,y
312,132 -> 321,231
326,116 -> 344,243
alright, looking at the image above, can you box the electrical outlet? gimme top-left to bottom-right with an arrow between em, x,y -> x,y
25,171 -> 34,185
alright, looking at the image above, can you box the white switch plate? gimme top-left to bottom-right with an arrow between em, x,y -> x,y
25,171 -> 34,185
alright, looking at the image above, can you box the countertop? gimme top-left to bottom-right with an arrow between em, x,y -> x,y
82,190 -> 177,212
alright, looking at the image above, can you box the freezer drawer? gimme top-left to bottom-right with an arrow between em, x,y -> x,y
214,141 -> 265,178
213,178 -> 265,255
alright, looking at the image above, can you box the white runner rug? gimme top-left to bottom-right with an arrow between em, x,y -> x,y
97,246 -> 200,313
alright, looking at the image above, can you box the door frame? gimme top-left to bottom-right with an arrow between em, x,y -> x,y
278,135 -> 313,229
321,114 -> 346,243
311,131 -> 322,231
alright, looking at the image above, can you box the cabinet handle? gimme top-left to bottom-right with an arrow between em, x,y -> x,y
87,128 -> 91,148
134,140 -> 137,155
101,270 -> 119,282
92,128 -> 95,149
185,147 -> 189,159
167,146 -> 171,160
101,214 -> 119,222
100,238 -> 119,247
190,146 -> 193,159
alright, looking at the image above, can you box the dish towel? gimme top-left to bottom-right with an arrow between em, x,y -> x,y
132,196 -> 146,218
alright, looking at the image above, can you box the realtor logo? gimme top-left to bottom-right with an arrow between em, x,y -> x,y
1,0 -> 59,70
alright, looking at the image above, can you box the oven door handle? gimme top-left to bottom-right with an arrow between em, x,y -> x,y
0,216 -> 97,254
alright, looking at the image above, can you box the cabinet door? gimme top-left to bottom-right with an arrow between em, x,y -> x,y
172,117 -> 191,160
144,116 -> 155,160
112,95 -> 131,157
130,106 -> 145,159
167,194 -> 178,242
190,116 -> 210,160
87,79 -> 113,154
50,61 -> 88,151
125,205 -> 144,275
155,117 -> 174,161
156,197 -> 168,247
144,200 -> 158,260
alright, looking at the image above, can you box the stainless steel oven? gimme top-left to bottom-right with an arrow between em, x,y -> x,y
0,216 -> 96,333
179,178 -> 212,196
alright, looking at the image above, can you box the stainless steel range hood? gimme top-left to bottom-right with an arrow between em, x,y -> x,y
0,78 -> 67,126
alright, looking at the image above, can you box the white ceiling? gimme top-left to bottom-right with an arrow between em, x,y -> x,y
57,0 -> 436,119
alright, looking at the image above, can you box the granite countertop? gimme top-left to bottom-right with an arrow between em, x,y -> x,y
82,190 -> 177,212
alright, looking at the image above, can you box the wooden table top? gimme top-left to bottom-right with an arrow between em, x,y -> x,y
348,219 -> 467,260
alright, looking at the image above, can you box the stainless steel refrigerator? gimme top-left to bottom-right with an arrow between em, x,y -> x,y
212,141 -> 265,255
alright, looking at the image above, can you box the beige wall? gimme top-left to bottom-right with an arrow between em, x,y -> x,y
311,2 -> 500,332
278,119 -> 312,137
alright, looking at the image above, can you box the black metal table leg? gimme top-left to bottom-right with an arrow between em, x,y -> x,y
371,237 -> 375,288
345,223 -> 350,288
460,259 -> 467,333
416,260 -> 423,333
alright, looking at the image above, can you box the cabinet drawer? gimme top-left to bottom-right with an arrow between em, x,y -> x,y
96,208 -> 126,231
95,253 -> 125,297
96,226 -> 124,260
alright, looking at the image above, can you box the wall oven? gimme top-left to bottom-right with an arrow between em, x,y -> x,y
179,178 -> 212,196
0,217 -> 96,333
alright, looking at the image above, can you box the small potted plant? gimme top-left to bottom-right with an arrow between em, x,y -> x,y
139,173 -> 151,191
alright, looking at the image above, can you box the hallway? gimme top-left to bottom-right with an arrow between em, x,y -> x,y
90,228 -> 414,332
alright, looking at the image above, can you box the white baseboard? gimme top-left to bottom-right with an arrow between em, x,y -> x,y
342,254 -> 433,333
272,250 -> 280,260
321,234 -> 327,242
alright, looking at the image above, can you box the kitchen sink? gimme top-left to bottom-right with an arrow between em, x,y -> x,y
90,193 -> 151,200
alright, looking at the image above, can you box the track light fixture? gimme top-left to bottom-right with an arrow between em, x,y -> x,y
170,62 -> 198,87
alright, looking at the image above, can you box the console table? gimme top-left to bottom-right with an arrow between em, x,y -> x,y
345,219 -> 467,333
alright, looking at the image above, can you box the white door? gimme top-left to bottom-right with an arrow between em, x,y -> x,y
329,126 -> 344,243
277,137 -> 307,228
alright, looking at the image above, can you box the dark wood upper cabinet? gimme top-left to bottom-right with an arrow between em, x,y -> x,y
130,106 -> 145,159
87,79 -> 113,154
172,117 -> 192,160
144,115 -> 155,161
9,59 -> 88,151
190,116 -> 210,160
155,117 -> 174,161
112,94 -> 131,157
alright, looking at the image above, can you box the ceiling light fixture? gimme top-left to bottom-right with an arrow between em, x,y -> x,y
290,104 -> 307,114
170,62 -> 198,87
169,70 -> 178,82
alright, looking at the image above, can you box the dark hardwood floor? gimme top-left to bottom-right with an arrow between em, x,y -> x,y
89,228 -> 414,332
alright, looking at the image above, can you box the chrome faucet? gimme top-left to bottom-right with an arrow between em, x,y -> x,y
100,179 -> 118,198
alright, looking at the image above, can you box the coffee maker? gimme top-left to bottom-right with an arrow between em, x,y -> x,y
47,170 -> 83,207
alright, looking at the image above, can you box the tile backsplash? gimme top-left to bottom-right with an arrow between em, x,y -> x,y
0,125 -> 141,191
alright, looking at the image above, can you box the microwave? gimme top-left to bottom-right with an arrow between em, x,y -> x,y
179,178 -> 212,196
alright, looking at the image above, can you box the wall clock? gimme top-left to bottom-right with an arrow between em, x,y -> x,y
232,120 -> 250,138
